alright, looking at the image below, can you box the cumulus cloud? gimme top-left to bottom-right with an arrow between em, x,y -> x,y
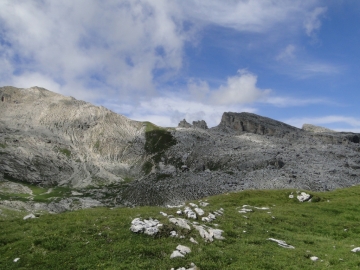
0,0 -> 188,100
210,70 -> 271,105
0,0 -> 332,128
107,96 -> 257,128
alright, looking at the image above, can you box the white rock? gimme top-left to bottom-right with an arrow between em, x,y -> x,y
170,250 -> 185,258
170,231 -> 178,237
194,208 -> 204,216
189,203 -> 198,208
130,218 -> 161,235
160,211 -> 168,217
176,210 -> 182,215
169,218 -> 191,230
131,218 -> 143,225
187,211 -> 197,219
23,214 -> 36,220
351,247 -> 360,252
209,229 -> 225,240
144,227 -> 159,236
254,207 -> 270,210
310,256 -> 319,261
130,224 -> 144,233
71,191 -> 83,196
13,258 -> 20,262
289,194 -> 294,199
176,245 -> 191,254
297,192 -> 311,202
268,238 -> 295,249
200,202 -> 209,207
201,217 -> 210,222
190,237 -> 198,244
193,225 -> 213,242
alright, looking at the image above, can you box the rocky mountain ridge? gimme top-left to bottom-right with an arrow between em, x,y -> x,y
1,86 -> 360,211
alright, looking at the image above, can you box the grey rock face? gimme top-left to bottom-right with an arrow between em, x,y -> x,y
178,119 -> 192,128
216,112 -> 299,135
302,124 -> 335,133
2,86 -> 360,211
192,120 -> 208,129
0,86 -> 145,188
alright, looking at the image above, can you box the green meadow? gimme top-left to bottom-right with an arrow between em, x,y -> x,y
1,186 -> 360,269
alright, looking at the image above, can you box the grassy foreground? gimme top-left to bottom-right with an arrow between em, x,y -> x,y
1,187 -> 360,269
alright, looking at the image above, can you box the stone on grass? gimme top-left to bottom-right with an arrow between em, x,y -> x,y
209,229 -> 225,240
176,244 -> 191,255
170,250 -> 185,258
194,208 -> 204,216
169,218 -> 191,230
130,218 -> 161,236
160,211 -> 168,217
23,214 -> 36,220
189,203 -> 198,208
297,192 -> 311,202
190,237 -> 198,244
13,258 -> 20,262
310,256 -> 319,261
268,238 -> 295,249
176,210 -> 182,215
200,202 -> 209,207
193,225 -> 213,242
184,207 -> 197,219
351,247 -> 360,252
170,231 -> 178,237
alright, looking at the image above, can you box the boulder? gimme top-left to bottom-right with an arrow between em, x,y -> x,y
130,218 -> 161,235
169,218 -> 191,230
194,208 -> 204,216
297,192 -> 311,202
170,250 -> 184,258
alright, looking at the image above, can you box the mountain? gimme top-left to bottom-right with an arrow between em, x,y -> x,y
1,86 -> 360,210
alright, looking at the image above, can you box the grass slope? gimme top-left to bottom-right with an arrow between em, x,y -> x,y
1,187 -> 360,269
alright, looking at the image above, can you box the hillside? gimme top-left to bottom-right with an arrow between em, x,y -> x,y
1,86 -> 360,212
1,187 -> 360,269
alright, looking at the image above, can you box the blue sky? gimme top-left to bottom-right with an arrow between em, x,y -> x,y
1,1 -> 360,131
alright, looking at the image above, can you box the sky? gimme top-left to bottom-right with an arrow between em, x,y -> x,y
1,0 -> 360,131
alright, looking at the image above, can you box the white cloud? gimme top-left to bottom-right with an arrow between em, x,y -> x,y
0,0 -> 188,100
265,97 -> 330,107
276,44 -> 296,61
285,115 -> 360,131
180,0 -> 319,32
304,6 -> 327,37
210,70 -> 271,105
107,96 -> 257,128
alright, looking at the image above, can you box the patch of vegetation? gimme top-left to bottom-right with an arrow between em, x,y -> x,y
155,173 -> 172,181
0,143 -> 6,148
144,129 -> 176,156
142,160 -> 153,175
55,147 -> 72,158
2,186 -> 360,268
94,140 -> 100,151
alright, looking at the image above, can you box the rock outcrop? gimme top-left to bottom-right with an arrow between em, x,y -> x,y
216,112 -> 300,135
1,86 -> 360,211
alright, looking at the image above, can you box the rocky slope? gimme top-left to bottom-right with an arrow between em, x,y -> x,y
0,86 -> 146,188
1,86 -> 360,211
